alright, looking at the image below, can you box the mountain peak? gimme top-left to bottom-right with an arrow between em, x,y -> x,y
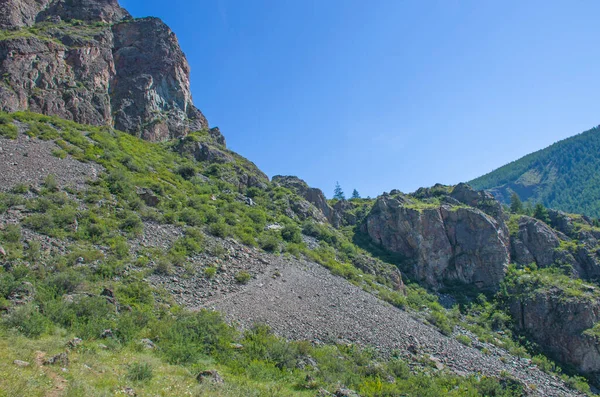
0,0 -> 216,142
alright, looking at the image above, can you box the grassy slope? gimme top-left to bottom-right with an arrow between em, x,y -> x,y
469,125 -> 600,217
0,111 -> 590,396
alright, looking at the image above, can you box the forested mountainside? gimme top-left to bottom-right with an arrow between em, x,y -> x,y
470,125 -> 600,217
0,1 -> 599,396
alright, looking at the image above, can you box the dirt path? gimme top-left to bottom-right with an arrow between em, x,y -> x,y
35,352 -> 67,397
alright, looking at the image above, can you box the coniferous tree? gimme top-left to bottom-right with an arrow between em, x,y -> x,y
333,182 -> 345,200
533,203 -> 551,224
351,189 -> 361,199
510,193 -> 524,214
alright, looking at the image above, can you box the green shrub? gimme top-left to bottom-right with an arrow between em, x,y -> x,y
258,234 -> 280,252
2,224 -> 21,243
208,221 -> 230,238
23,213 -> 55,234
3,304 -> 51,337
235,271 -> 251,284
281,224 -> 301,243
120,212 -> 143,235
204,267 -> 217,278
0,122 -> 18,139
157,310 -> 235,364
45,269 -> 83,296
10,184 -> 29,194
176,165 -> 196,180
0,272 -> 18,299
456,335 -> 472,346
51,148 -> 68,159
44,174 -> 59,192
154,258 -> 173,275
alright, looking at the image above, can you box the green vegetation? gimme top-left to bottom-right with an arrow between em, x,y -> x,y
470,124 -> 600,217
510,192 -> 523,214
502,265 -> 600,302
0,111 -> 592,395
0,19 -> 110,46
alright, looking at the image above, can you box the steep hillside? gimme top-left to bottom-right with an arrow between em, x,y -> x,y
2,112 -> 586,396
469,125 -> 600,217
1,1 -> 600,396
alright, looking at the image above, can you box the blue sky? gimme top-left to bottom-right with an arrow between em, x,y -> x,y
120,0 -> 600,198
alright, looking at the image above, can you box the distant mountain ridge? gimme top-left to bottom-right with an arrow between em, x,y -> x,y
469,125 -> 600,217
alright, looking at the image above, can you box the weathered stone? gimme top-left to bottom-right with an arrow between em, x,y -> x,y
136,188 -> 160,207
140,338 -> 156,350
332,199 -> 357,228
38,0 -> 130,24
510,215 -> 600,279
100,328 -> 113,338
66,337 -> 83,349
334,388 -> 360,397
0,0 -> 50,29
44,352 -> 69,366
450,183 -> 504,220
196,369 -> 223,384
513,216 -> 561,268
13,360 -> 30,367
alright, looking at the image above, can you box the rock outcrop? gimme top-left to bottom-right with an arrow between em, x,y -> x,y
0,0 -> 209,141
508,282 -> 600,386
511,214 -> 600,279
362,190 -> 510,291
272,175 -> 360,227
511,216 -> 563,268
273,176 -> 331,214
176,135 -> 268,191
272,176 -> 333,222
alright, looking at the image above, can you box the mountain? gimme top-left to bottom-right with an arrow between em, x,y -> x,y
0,0 -> 211,141
469,125 -> 600,217
0,1 -> 598,396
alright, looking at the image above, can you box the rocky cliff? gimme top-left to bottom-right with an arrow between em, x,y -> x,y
511,213 -> 600,280
362,185 -> 510,291
0,0 -> 212,141
507,270 -> 600,385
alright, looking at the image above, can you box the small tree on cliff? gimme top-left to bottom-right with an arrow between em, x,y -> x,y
351,189 -> 361,200
533,203 -> 551,224
333,182 -> 345,200
510,193 -> 524,214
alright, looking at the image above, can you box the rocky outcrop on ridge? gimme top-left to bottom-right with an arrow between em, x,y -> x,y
272,175 -> 333,222
175,135 -> 269,190
0,0 -> 212,141
511,214 -> 600,280
362,187 -> 510,291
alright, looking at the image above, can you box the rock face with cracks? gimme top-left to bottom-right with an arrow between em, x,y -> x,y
0,0 -> 212,141
362,191 -> 510,291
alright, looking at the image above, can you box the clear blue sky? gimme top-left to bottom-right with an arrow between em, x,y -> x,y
120,0 -> 600,198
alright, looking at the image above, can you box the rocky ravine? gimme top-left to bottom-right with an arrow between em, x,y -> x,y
0,0 -> 212,141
